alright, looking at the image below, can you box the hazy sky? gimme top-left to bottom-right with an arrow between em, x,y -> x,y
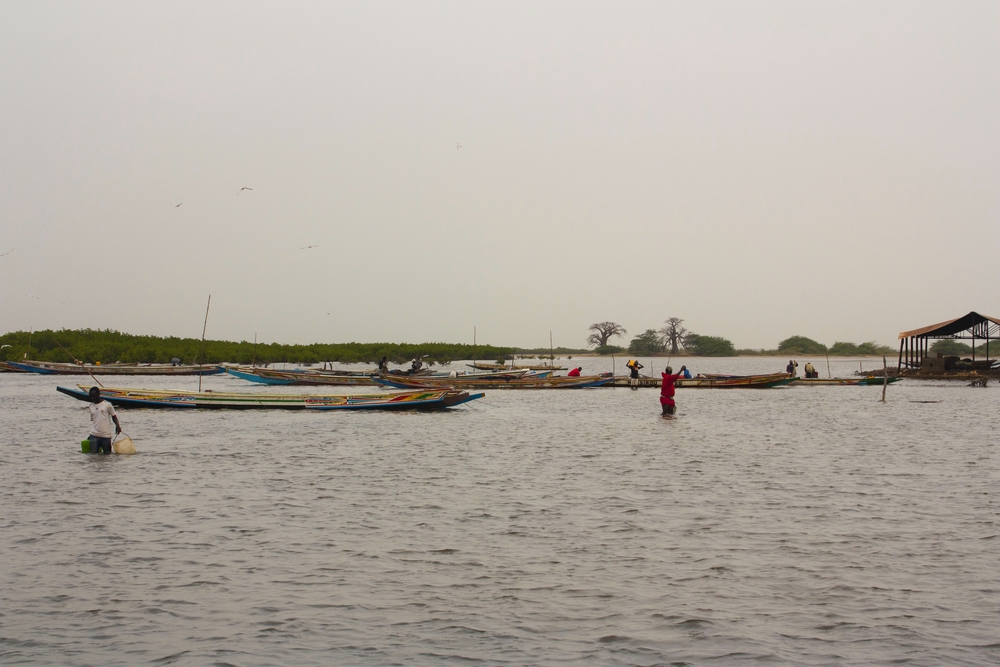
1,1 -> 997,349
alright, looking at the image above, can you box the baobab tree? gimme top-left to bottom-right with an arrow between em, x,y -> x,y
587,322 -> 627,348
659,317 -> 687,355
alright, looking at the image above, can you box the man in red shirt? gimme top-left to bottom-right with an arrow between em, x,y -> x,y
567,367 -> 582,377
660,366 -> 682,415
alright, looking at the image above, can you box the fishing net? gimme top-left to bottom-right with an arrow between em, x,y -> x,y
112,436 -> 136,455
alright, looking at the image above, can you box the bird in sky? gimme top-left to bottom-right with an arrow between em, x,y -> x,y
175,203 -> 182,207
25,293 -> 41,300
456,142 -> 462,149
0,248 -> 12,257
301,244 -> 319,249
238,187 -> 253,196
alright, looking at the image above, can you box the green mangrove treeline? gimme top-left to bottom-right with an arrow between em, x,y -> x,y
0,329 -> 515,366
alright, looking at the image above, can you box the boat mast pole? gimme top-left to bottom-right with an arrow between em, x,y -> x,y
197,295 -> 211,393
473,326 -> 476,369
252,332 -> 257,368
53,336 -> 103,388
549,331 -> 553,369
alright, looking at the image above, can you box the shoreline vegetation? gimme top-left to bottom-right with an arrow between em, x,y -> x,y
0,329 -> 516,366
0,329 -> 955,367
587,320 -> 901,359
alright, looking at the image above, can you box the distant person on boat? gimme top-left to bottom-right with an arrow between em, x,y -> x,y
804,362 -> 817,378
86,387 -> 122,454
660,366 -> 682,415
679,365 -> 692,379
786,360 -> 798,377
408,357 -> 423,374
567,367 -> 582,377
378,356 -> 389,374
627,359 -> 644,389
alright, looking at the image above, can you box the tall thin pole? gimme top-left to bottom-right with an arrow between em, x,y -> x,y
252,332 -> 257,368
197,295 -> 211,392
473,326 -> 477,369
880,355 -> 888,403
549,331 -> 554,368
26,328 -> 32,360
825,349 -> 831,378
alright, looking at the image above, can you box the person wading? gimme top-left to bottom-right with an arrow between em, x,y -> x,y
87,387 -> 122,454
627,359 -> 644,389
660,366 -> 682,416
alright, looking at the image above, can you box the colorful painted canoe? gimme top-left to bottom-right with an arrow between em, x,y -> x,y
467,362 -> 568,371
0,362 -> 28,373
57,385 -> 483,410
376,374 -> 615,390
9,360 -> 226,376
791,376 -> 902,386
610,373 -> 795,388
226,367 -> 380,386
226,367 -> 534,386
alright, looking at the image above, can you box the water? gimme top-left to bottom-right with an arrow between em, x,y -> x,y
1,357 -> 998,666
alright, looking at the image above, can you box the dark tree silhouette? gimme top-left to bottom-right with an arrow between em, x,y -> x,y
659,317 -> 687,355
587,322 -> 627,348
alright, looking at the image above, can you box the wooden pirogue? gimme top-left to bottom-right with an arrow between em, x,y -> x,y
467,362 -> 568,371
8,360 -> 225,376
57,385 -> 483,410
791,376 -> 902,386
376,374 -> 614,390
610,373 -> 795,388
226,366 -> 534,386
226,366 -> 380,386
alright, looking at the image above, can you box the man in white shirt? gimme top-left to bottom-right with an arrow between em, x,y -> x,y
87,387 -> 122,454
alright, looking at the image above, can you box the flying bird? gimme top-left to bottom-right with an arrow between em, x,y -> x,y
25,293 -> 41,300
0,248 -> 12,257
301,245 -> 319,250
456,143 -> 462,149
175,203 -> 183,207
238,187 -> 254,196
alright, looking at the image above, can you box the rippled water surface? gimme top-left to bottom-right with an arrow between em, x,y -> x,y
2,357 -> 998,666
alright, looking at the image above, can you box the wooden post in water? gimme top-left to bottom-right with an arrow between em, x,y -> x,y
197,295 -> 211,393
826,350 -> 831,378
880,355 -> 888,403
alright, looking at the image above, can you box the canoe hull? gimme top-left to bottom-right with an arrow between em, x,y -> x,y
611,373 -> 794,388
9,360 -> 225,376
376,375 -> 615,390
792,377 -> 902,386
226,367 -> 380,386
57,385 -> 483,410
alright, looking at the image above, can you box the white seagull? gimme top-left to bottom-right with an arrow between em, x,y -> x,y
238,187 -> 254,196
456,142 -> 462,149
301,245 -> 319,250
175,203 -> 183,207
0,248 -> 12,257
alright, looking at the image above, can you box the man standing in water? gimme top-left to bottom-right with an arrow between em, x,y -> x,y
627,359 -> 644,389
660,366 -> 682,416
87,387 -> 122,454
